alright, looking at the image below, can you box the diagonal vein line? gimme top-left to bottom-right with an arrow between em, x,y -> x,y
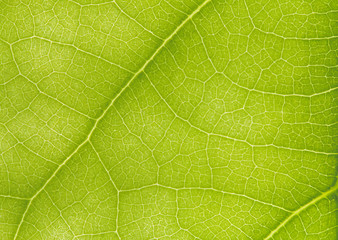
112,0 -> 164,40
13,0 -> 212,238
264,181 -> 338,240
0,195 -> 30,201
9,36 -> 134,75
120,184 -> 293,213
68,0 -> 164,40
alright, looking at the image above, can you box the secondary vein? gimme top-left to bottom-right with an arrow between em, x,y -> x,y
263,181 -> 338,240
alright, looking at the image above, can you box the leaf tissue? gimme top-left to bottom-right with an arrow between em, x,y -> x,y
0,0 -> 337,239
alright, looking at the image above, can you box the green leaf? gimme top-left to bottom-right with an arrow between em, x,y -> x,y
0,0 -> 337,239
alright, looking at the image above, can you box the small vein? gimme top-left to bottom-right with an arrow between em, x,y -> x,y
0,195 -> 30,201
0,123 -> 59,166
120,183 -> 292,213
21,75 -> 96,120
253,25 -> 338,41
219,72 -> 338,98
88,141 -> 118,191
74,231 -> 118,238
113,1 -> 164,40
11,36 -> 134,74
68,0 -> 164,40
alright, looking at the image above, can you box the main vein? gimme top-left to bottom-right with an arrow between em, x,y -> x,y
13,0 -> 212,238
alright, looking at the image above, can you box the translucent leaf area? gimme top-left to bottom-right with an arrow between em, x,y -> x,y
0,0 -> 337,239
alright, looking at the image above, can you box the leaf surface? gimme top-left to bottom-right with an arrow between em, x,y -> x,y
0,0 -> 337,239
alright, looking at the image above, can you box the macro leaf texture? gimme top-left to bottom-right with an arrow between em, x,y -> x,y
0,0 -> 337,239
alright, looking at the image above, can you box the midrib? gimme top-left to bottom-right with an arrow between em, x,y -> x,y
13,0 -> 212,238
